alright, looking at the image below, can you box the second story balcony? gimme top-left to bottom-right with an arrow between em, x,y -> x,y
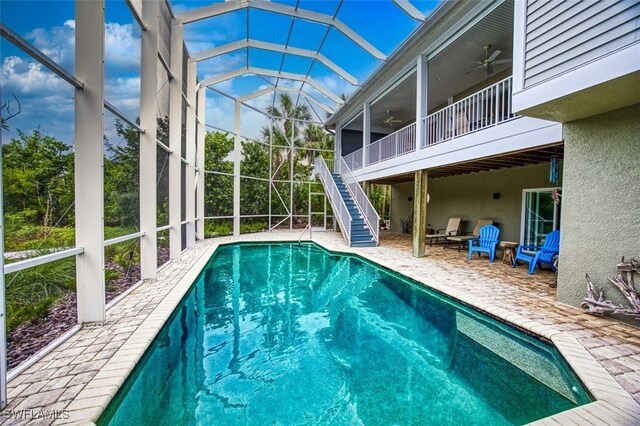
332,0 -> 564,182
344,76 -> 518,172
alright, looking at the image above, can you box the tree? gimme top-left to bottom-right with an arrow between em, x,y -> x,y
204,131 -> 234,217
301,124 -> 333,165
261,93 -> 312,182
2,129 -> 74,227
104,120 -> 140,228
240,140 -> 269,216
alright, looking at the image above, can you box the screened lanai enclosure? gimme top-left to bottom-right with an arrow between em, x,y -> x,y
0,0 -> 433,408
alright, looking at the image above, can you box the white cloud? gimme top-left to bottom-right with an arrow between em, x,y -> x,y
0,56 -> 69,94
24,22 -> 75,69
197,52 -> 245,81
104,22 -> 140,70
21,19 -> 140,73
104,76 -> 140,118
315,74 -> 356,100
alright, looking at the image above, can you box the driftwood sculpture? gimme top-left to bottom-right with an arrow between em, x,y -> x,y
582,257 -> 640,320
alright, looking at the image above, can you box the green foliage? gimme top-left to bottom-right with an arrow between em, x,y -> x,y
5,256 -> 75,332
204,131 -> 234,217
241,141 -> 269,216
4,226 -> 75,251
105,269 -> 122,292
240,220 -> 267,234
369,184 -> 391,220
2,130 -> 74,227
6,297 -> 57,333
205,220 -> 233,237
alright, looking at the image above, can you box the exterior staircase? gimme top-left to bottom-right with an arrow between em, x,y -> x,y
332,173 -> 377,247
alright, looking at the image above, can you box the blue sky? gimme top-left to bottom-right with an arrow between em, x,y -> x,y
1,0 -> 438,144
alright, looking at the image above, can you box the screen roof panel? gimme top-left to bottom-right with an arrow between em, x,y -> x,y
175,0 -> 437,125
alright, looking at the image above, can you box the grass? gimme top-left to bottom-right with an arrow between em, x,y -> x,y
4,255 -> 75,333
205,220 -> 268,237
5,225 -> 137,252
3,225 -> 139,333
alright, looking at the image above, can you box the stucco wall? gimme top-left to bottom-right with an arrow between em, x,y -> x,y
557,104 -> 640,311
389,163 -> 560,242
390,181 -> 414,232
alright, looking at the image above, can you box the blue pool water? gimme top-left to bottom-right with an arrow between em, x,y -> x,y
100,243 -> 591,425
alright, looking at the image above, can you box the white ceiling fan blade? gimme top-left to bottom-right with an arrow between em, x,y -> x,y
465,65 -> 483,75
492,58 -> 512,65
488,49 -> 502,62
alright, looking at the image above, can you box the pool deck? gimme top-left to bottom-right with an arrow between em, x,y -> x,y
3,230 -> 639,425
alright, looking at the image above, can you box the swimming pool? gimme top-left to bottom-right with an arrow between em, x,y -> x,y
99,242 -> 591,425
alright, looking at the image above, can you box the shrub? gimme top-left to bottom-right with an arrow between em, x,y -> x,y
4,255 -> 75,332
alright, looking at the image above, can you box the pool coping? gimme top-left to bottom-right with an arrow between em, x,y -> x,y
19,234 -> 640,425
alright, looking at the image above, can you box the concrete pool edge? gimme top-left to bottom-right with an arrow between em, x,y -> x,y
51,240 -> 221,424
12,232 -> 637,425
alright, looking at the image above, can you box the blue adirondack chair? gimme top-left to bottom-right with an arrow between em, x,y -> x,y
468,225 -> 500,262
513,230 -> 560,274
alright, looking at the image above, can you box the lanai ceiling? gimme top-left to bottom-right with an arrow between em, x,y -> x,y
370,144 -> 564,183
173,0 -> 439,131
342,0 -> 514,133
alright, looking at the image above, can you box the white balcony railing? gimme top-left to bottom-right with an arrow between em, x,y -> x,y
335,157 -> 380,245
340,77 -> 516,170
314,156 -> 352,245
423,76 -> 515,147
366,122 -> 416,166
343,148 -> 363,171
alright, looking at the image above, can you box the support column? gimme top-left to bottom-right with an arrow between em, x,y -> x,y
363,181 -> 372,198
335,124 -> 342,158
168,19 -> 183,260
233,101 -> 241,236
140,0 -> 159,279
75,0 -> 106,323
0,67 -> 6,412
412,170 -> 427,257
196,87 -> 205,239
185,59 -> 196,247
289,119 -> 294,230
363,102 -> 370,166
416,54 -> 428,150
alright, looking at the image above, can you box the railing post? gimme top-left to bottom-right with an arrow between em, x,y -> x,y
495,82 -> 500,124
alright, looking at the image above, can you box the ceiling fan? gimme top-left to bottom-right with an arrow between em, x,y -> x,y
382,110 -> 402,127
465,44 -> 512,75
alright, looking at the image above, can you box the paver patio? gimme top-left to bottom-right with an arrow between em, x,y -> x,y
2,230 -> 639,425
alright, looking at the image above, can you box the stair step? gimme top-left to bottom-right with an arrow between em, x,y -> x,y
351,241 -> 377,248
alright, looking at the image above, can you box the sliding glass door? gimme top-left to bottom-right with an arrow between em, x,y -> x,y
521,188 -> 560,246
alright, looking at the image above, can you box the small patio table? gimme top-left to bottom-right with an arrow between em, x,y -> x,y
499,241 -> 518,265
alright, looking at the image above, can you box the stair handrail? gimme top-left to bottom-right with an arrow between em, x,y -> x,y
334,156 -> 380,245
314,156 -> 352,246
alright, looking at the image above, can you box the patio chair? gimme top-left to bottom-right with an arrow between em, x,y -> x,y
513,230 -> 560,274
445,219 -> 494,251
468,225 -> 500,262
426,217 -> 463,246
453,108 -> 470,137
